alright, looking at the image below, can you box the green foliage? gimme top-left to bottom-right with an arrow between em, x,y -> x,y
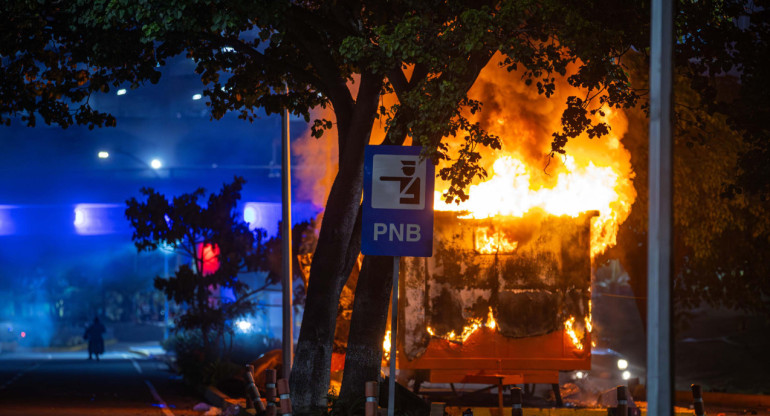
163,329 -> 209,384
3,0 -> 765,199
602,54 -> 770,318
125,177 -> 274,357
163,329 -> 239,386
165,327 -> 281,387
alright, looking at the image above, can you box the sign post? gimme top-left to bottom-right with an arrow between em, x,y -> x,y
362,145 -> 434,416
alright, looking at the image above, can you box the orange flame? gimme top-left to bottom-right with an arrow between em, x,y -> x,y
433,55 -> 635,259
585,299 -> 593,333
383,330 -> 391,360
564,316 -> 584,351
475,226 -> 518,254
427,307 -> 497,342
436,154 -> 633,258
486,306 -> 496,330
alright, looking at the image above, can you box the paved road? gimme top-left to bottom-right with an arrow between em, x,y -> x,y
0,344 -> 204,416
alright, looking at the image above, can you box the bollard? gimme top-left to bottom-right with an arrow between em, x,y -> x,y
511,387 -> 523,416
246,365 -> 266,412
365,381 -> 378,416
616,385 -> 628,416
691,384 -> 705,416
265,369 -> 278,416
278,378 -> 293,416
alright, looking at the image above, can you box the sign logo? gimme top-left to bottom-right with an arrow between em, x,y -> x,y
362,146 -> 434,257
372,155 -> 425,210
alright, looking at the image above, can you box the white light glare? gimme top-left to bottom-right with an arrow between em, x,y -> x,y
74,208 -> 87,226
235,320 -> 252,333
98,151 -> 110,159
116,89 -> 127,96
192,94 -> 202,100
574,371 -> 584,379
622,371 -> 632,380
244,206 -> 257,224
617,359 -> 629,370
150,159 -> 162,169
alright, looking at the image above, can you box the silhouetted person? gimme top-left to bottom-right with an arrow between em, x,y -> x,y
83,317 -> 106,361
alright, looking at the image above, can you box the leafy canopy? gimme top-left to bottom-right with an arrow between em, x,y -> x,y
2,0 -> 655,201
2,1 -> 765,201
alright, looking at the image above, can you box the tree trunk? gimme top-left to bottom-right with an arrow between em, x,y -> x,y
338,255 -> 394,405
290,73 -> 382,414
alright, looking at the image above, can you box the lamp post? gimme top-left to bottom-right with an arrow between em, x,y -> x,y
281,86 -> 293,381
648,0 -> 674,414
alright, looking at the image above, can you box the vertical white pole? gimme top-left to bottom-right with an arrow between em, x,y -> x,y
388,256 -> 400,416
281,85 -> 294,382
648,0 -> 674,414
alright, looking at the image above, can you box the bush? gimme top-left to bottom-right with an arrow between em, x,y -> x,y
163,328 -> 280,388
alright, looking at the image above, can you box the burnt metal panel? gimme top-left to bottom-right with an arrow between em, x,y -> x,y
398,210 -> 596,380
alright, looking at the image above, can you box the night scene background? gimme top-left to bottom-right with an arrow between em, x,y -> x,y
1,2 -> 770,415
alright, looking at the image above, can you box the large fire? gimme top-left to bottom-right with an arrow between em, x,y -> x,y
424,56 -> 635,347
434,149 -> 633,259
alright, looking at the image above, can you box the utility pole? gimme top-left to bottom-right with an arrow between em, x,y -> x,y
648,0 -> 674,414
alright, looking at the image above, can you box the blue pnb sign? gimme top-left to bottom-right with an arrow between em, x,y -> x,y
362,145 -> 434,257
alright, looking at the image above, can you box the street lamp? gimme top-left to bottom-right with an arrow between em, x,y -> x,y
97,149 -> 162,176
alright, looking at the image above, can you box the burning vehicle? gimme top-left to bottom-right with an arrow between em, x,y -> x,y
397,209 -> 596,384
391,145 -> 636,386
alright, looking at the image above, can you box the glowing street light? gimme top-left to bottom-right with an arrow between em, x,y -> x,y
97,149 -> 162,176
116,89 -> 127,96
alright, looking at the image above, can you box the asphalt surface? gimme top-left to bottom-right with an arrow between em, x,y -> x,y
0,343 -> 204,416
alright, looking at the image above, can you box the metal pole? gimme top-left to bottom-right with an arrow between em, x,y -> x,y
281,86 -> 294,382
648,0 -> 674,415
164,253 -> 169,340
388,256 -> 400,416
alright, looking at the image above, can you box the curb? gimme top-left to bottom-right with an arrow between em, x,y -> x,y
127,345 -> 163,358
201,386 -> 770,416
674,390 -> 770,409
445,406 -> 693,416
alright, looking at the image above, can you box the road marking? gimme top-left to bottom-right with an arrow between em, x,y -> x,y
131,359 -> 143,374
0,362 -> 40,391
144,379 -> 175,416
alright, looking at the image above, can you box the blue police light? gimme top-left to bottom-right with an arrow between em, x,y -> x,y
0,205 -> 17,235
73,204 -> 123,235
73,207 -> 87,227
243,202 -> 282,235
243,204 -> 260,226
